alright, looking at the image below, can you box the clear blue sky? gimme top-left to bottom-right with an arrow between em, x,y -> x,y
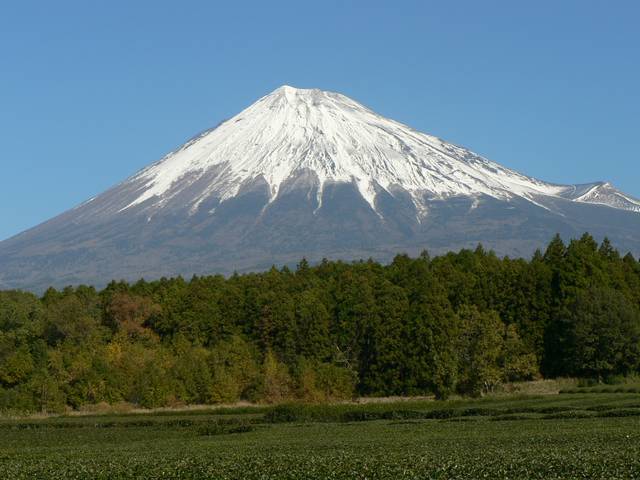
1,0 -> 639,241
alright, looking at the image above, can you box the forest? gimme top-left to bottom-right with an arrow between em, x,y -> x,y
1,233 -> 639,413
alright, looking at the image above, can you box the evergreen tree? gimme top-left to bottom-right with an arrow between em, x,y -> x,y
403,279 -> 459,399
564,286 -> 640,378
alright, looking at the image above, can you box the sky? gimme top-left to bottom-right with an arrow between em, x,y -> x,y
1,0 -> 639,241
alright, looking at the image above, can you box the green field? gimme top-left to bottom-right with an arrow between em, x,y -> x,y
2,392 -> 640,479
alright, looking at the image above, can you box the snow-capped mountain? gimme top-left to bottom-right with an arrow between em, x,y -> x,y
93,85 -> 639,217
1,86 -> 639,290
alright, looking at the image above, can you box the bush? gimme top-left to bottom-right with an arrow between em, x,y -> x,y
596,409 -> 640,418
459,407 -> 500,417
381,410 -> 425,420
542,410 -> 593,420
424,409 -> 456,419
197,419 -> 254,436
489,414 -> 535,421
577,378 -> 599,388
340,411 -> 383,422
263,404 -> 315,423
604,375 -> 626,385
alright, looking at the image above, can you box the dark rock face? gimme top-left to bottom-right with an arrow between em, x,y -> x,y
0,173 -> 638,292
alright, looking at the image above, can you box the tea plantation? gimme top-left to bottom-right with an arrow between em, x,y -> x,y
1,393 -> 639,479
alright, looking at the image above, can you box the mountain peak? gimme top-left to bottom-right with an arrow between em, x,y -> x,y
270,84 -> 337,96
267,84 -> 326,106
263,85 -> 353,113
272,84 -> 315,94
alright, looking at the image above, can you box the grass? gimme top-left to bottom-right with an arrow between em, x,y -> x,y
1,392 -> 639,479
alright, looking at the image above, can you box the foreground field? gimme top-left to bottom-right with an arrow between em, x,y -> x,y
1,393 -> 640,479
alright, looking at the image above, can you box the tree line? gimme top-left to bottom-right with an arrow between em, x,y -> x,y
1,233 -> 639,413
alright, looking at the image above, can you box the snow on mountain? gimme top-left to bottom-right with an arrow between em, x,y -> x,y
559,182 -> 640,213
113,85 -> 638,218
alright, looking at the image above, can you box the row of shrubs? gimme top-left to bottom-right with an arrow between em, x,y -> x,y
577,375 -> 640,387
262,402 -> 640,424
4,404 -> 640,435
560,387 -> 640,394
